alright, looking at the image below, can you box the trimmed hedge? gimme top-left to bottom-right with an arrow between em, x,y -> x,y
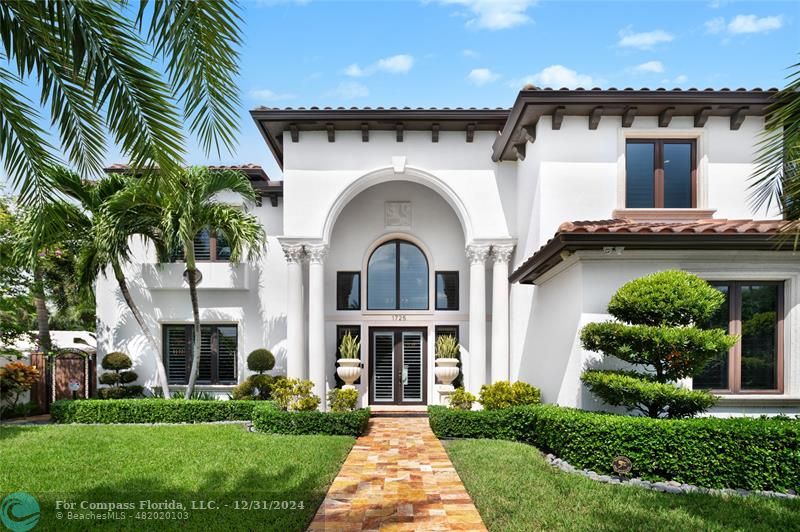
428,405 -> 800,492
252,404 -> 370,436
51,399 -> 260,424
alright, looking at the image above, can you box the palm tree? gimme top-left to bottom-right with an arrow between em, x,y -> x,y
48,167 -> 173,397
110,167 -> 266,399
749,57 -> 800,216
0,0 -> 241,215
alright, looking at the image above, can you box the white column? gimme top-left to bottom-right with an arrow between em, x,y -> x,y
282,243 -> 305,380
306,243 -> 328,410
491,244 -> 514,383
466,244 -> 490,395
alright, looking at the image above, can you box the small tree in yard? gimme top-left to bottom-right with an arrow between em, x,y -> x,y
580,270 -> 738,418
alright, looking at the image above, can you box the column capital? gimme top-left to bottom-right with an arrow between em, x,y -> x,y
281,243 -> 305,264
465,244 -> 491,265
491,243 -> 515,264
305,243 -> 329,264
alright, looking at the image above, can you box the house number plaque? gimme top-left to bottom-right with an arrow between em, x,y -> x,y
391,314 -> 407,321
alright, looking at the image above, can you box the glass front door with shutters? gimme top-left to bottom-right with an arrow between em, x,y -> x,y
369,328 -> 427,405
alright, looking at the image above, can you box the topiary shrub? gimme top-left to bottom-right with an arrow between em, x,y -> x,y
231,378 -> 256,400
580,270 -> 737,418
479,381 -> 541,410
327,388 -> 358,412
247,349 -> 275,374
98,352 -> 138,399
449,387 -> 475,410
271,378 -> 320,411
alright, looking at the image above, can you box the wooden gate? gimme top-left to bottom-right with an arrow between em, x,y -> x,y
28,350 -> 96,413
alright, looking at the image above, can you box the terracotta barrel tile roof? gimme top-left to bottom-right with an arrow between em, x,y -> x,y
511,218 -> 790,285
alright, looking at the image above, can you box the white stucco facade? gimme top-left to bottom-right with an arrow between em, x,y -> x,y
96,88 -> 800,414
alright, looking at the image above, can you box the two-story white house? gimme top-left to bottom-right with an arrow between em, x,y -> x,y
96,87 -> 799,414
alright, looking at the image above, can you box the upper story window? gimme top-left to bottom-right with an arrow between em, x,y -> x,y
170,228 -> 231,262
694,282 -> 783,394
626,139 -> 696,208
367,240 -> 428,310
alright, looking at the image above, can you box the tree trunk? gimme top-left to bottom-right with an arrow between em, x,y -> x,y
184,246 -> 202,399
33,268 -> 51,355
112,261 -> 171,398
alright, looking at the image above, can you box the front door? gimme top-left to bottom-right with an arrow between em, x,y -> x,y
369,328 -> 427,405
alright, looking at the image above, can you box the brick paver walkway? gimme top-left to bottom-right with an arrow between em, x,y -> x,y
308,416 -> 486,531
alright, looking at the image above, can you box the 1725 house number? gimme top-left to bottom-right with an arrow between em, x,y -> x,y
391,314 -> 407,321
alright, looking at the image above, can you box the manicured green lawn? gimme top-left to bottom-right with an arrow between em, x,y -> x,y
0,424 -> 353,531
445,439 -> 800,532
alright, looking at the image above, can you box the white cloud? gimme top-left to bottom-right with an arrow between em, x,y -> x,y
730,14 -> 783,34
512,65 -> 594,89
660,74 -> 689,86
633,60 -> 665,74
437,0 -> 536,30
248,89 -> 296,101
328,81 -> 369,100
674,74 -> 688,84
462,48 -> 479,58
705,17 -> 726,34
617,28 -> 674,49
467,68 -> 500,86
343,54 -> 414,77
376,54 -> 414,74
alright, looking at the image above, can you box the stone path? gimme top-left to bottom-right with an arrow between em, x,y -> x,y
308,416 -> 486,531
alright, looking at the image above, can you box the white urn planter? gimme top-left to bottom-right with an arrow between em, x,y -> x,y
336,358 -> 361,389
434,358 -> 460,386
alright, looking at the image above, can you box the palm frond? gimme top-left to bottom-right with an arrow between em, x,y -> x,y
138,0 -> 242,156
201,203 -> 266,262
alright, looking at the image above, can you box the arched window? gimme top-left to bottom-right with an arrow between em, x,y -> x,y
367,240 -> 429,310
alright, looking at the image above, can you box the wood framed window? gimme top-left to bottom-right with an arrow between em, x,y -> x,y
625,139 -> 696,208
336,272 -> 361,310
163,324 -> 238,385
435,271 -> 459,311
694,282 -> 784,394
169,229 -> 231,262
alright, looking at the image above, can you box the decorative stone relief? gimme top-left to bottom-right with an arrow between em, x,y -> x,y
385,201 -> 412,229
491,244 -> 515,264
281,243 -> 305,264
305,243 -> 329,264
465,244 -> 491,265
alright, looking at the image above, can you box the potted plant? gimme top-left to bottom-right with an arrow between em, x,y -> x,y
336,332 -> 361,389
434,335 -> 460,386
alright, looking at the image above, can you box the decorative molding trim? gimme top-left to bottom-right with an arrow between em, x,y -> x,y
589,106 -> 603,130
552,106 -> 565,130
466,244 -> 491,265
361,123 -> 369,142
621,106 -> 637,128
731,107 -> 749,130
491,244 -> 515,264
694,107 -> 711,128
306,243 -> 328,264
326,123 -> 335,142
281,243 -> 305,264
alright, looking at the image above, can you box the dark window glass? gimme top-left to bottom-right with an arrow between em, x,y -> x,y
625,142 -> 655,208
163,324 -> 238,385
436,272 -> 459,310
399,242 -> 428,310
663,143 -> 693,208
694,284 -> 730,390
215,233 -> 232,261
435,326 -> 462,388
740,284 -> 779,390
337,272 -> 361,310
367,240 -> 429,310
693,282 -> 781,393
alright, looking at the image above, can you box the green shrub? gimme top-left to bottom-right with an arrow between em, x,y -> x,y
247,349 -> 275,373
607,269 -> 727,326
338,333 -> 360,359
99,372 -> 119,386
252,403 -> 370,436
51,399 -> 260,424
479,381 -> 541,410
580,270 -> 737,418
327,388 -> 359,412
231,379 -> 256,400
101,352 -> 132,371
449,388 -> 475,410
435,334 -> 460,358
427,404 -> 800,493
271,378 -> 320,411
97,385 -> 144,399
118,371 -> 138,384
581,370 -> 717,419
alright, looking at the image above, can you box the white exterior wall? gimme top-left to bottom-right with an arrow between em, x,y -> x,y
95,199 -> 287,396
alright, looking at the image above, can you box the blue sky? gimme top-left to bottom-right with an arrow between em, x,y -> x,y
3,0 -> 799,187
